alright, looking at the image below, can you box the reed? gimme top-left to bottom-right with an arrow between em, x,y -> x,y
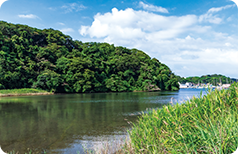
127,82 -> 238,153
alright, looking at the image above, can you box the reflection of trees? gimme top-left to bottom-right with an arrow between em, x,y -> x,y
0,92 -> 168,153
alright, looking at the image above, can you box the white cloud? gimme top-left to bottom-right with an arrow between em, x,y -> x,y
138,1 -> 168,13
207,4 -> 234,13
79,6 -> 238,78
227,16 -> 232,22
61,3 -> 86,13
199,4 -> 234,24
225,42 -> 232,47
0,0 -> 8,8
49,7 -> 56,11
60,28 -> 74,34
80,8 -> 197,40
199,13 -> 222,24
80,26 -> 90,36
58,22 -> 65,26
153,35 -> 238,77
18,14 -> 39,19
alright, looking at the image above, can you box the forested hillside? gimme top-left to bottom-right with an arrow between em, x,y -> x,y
177,74 -> 237,85
0,21 -> 179,93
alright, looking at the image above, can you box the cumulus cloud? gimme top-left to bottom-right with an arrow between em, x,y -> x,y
79,8 -> 197,40
62,3 -> 86,13
18,14 -> 39,19
0,0 -> 8,8
79,6 -> 238,78
138,1 -> 168,13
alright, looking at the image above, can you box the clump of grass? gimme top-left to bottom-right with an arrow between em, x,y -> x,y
0,88 -> 51,95
127,82 -> 238,153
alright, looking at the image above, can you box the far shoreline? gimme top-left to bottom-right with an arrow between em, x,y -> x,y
0,87 -> 179,98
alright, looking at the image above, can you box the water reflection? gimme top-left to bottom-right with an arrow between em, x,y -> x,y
0,89 -> 206,153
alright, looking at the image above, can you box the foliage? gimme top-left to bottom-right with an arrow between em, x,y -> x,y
0,21 -> 179,92
128,82 -> 238,153
178,74 -> 237,85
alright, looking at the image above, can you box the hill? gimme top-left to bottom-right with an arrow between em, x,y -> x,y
0,21 -> 179,93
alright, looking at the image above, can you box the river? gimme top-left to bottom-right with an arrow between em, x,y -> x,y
0,89 -> 207,153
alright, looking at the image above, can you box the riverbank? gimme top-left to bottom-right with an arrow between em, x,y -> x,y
124,82 -> 238,153
0,88 -> 53,97
0,88 -> 168,97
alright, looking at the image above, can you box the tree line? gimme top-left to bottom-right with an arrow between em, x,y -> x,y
177,74 -> 237,85
0,21 -> 179,93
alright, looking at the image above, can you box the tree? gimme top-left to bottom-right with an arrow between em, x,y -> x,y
33,69 -> 62,92
0,21 -> 180,92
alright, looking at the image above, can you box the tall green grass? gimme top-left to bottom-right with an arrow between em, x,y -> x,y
0,88 -> 50,95
128,83 -> 238,153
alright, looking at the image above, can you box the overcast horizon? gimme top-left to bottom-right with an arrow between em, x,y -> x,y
0,0 -> 238,78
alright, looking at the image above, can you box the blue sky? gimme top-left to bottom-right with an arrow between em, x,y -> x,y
0,0 -> 238,78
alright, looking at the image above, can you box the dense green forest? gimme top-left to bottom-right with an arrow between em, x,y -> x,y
177,74 -> 237,85
0,21 -> 179,93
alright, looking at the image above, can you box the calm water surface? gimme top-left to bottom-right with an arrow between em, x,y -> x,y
0,89 -> 207,153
